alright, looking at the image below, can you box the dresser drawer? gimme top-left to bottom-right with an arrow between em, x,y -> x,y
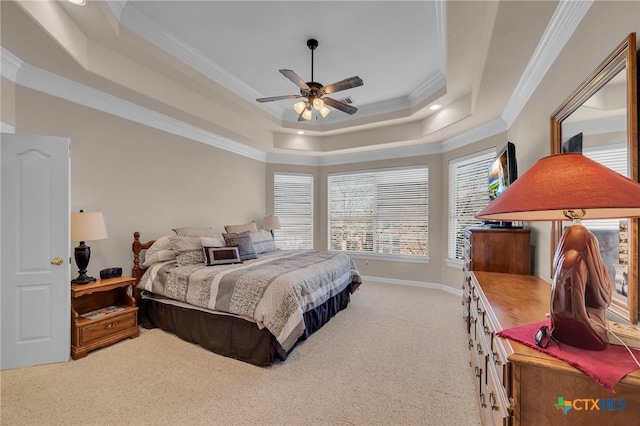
77,309 -> 137,346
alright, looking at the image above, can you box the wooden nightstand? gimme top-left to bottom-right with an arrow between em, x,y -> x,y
71,276 -> 139,360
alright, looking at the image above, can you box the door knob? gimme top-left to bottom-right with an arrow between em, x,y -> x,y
50,257 -> 64,266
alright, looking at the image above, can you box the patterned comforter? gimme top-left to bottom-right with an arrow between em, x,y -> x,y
138,250 -> 362,351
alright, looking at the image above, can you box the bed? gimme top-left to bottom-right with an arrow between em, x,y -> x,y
131,230 -> 362,366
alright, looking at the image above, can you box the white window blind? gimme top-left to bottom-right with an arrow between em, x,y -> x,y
448,149 -> 496,261
328,166 -> 429,257
581,144 -> 628,230
274,173 -> 313,249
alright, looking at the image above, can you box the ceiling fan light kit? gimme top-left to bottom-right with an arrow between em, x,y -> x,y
256,39 -> 363,121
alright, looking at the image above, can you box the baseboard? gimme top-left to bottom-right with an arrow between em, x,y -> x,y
360,275 -> 463,297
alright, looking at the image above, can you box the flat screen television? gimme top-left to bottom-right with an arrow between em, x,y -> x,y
485,142 -> 518,227
562,132 -> 583,153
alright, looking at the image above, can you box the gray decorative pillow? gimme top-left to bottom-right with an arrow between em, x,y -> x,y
203,246 -> 242,265
223,231 -> 258,261
251,230 -> 278,254
169,236 -> 205,265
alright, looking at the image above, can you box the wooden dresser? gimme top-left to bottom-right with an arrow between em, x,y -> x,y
464,271 -> 640,425
463,227 -> 531,275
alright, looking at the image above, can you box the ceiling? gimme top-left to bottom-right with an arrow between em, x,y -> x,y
9,0 -> 568,158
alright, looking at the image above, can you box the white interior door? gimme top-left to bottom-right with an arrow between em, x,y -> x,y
1,133 -> 70,370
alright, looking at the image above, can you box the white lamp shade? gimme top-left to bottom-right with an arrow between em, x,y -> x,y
262,216 -> 281,231
302,108 -> 312,120
294,101 -> 307,114
71,212 -> 108,242
312,97 -> 325,110
319,106 -> 331,118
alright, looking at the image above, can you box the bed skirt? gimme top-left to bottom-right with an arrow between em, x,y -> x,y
139,282 -> 355,366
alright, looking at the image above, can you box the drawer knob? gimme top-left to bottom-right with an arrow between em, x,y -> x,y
476,343 -> 483,355
484,325 -> 490,335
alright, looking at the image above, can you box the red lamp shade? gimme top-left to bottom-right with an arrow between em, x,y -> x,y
476,153 -> 640,221
475,152 -> 640,351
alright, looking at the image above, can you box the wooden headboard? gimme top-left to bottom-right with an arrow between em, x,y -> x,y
132,231 -> 156,285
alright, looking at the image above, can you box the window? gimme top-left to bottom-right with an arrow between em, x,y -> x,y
328,166 -> 429,258
273,173 -> 313,249
448,149 -> 496,261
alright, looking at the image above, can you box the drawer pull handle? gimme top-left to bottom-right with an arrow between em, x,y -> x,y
480,393 -> 487,408
493,352 -> 502,365
484,325 -> 490,335
489,392 -> 499,411
475,366 -> 482,378
476,343 -> 483,355
468,339 -> 474,350
104,321 -> 119,330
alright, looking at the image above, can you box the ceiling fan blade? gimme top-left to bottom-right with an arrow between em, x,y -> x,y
324,97 -> 358,115
256,94 -> 302,103
280,69 -> 310,91
321,76 -> 364,95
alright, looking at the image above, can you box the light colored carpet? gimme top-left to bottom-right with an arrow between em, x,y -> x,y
1,281 -> 482,425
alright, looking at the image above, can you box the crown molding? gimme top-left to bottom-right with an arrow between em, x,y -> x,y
117,3 -> 283,118
266,140 -> 443,166
105,0 -> 127,21
6,49 -> 265,162
501,0 -> 593,127
1,122 -> 16,133
440,118 -> 507,152
0,47 -> 23,83
113,1 -> 449,127
3,44 -> 510,166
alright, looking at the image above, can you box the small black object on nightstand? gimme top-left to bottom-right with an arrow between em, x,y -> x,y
100,267 -> 122,279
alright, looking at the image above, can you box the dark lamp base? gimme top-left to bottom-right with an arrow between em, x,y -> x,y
71,274 -> 97,285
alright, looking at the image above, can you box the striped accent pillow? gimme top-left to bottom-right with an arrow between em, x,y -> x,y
223,231 -> 258,261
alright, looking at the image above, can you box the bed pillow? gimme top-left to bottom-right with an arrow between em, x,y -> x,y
223,231 -> 258,261
172,227 -> 219,237
224,221 -> 258,234
203,246 -> 242,265
200,236 -> 226,248
169,236 -> 205,265
142,249 -> 176,268
251,230 -> 278,254
145,235 -> 174,258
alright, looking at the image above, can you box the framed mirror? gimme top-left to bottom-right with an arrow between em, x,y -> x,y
550,33 -> 638,324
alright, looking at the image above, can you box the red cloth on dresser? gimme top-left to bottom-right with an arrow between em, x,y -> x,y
497,319 -> 640,393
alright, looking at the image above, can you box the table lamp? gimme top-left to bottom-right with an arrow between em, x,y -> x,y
263,216 -> 281,238
71,210 -> 108,284
476,153 -> 640,350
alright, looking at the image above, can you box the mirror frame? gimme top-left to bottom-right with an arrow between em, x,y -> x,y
550,33 -> 638,324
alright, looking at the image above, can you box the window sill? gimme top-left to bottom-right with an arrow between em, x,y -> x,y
446,259 -> 464,269
330,251 -> 430,264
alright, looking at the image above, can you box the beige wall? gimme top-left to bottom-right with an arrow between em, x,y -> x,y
268,153 -> 443,284
3,1 -> 639,290
508,1 -> 640,281
11,86 -> 265,280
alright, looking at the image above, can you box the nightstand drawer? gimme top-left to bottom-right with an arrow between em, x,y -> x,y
78,309 -> 137,346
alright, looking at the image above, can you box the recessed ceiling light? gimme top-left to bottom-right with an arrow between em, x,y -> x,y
297,130 -> 305,135
68,0 -> 86,5
429,104 -> 441,111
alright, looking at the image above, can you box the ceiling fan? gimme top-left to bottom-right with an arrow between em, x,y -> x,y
256,39 -> 364,121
